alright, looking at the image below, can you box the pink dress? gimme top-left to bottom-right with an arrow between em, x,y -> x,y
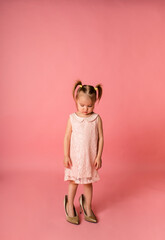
64,112 -> 100,184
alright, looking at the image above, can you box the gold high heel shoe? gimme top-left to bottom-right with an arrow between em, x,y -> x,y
64,195 -> 79,225
79,194 -> 97,223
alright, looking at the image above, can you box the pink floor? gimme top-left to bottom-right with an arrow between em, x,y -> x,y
0,167 -> 165,240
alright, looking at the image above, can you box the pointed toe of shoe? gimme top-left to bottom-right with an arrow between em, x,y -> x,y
85,212 -> 97,223
67,215 -> 79,225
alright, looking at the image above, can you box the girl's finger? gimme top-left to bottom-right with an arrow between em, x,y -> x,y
67,162 -> 70,168
65,164 -> 69,168
68,161 -> 72,168
95,163 -> 98,170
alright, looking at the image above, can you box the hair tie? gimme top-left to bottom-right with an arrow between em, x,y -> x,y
94,87 -> 98,91
79,85 -> 82,88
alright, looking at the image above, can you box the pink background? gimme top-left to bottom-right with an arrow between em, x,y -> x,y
0,0 -> 165,240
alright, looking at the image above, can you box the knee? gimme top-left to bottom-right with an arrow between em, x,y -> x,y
83,183 -> 92,187
69,180 -> 78,186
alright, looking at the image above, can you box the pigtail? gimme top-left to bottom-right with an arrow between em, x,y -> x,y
72,80 -> 83,99
95,84 -> 103,101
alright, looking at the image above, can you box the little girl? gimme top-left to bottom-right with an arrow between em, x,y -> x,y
63,80 -> 104,225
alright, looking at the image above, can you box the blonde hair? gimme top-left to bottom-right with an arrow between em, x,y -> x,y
72,80 -> 103,102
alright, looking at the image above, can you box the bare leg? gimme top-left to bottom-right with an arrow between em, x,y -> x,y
67,180 -> 78,217
83,183 -> 93,216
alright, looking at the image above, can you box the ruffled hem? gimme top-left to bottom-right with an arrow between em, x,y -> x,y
64,175 -> 100,184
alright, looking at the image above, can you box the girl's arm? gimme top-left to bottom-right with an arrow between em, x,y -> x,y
94,115 -> 104,170
63,118 -> 72,168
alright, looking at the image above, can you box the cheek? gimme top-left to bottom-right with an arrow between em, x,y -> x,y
78,105 -> 82,110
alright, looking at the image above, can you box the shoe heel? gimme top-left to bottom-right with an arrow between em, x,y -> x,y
80,204 -> 82,214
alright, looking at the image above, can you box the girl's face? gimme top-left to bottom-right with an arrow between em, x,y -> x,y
76,92 -> 95,117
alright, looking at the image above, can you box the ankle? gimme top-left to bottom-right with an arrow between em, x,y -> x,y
68,202 -> 74,207
84,202 -> 91,210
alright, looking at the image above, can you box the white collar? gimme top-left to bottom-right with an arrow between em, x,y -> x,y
73,112 -> 98,122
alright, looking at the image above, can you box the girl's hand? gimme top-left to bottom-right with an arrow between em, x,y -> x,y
94,157 -> 102,170
64,156 -> 72,168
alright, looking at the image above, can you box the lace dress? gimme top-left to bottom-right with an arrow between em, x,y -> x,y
64,112 -> 100,184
